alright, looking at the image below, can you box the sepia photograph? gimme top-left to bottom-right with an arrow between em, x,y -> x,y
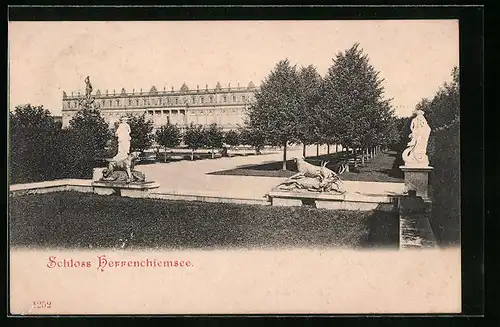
8,17 -> 464,315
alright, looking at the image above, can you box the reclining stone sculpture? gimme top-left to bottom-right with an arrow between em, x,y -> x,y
277,157 -> 345,193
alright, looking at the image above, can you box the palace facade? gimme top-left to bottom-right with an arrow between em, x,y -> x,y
61,81 -> 258,131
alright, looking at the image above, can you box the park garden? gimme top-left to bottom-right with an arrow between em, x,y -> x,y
9,43 -> 460,247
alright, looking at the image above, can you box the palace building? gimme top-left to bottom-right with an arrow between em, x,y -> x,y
61,81 -> 258,131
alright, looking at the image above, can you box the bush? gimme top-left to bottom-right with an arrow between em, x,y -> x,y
9,104 -> 112,184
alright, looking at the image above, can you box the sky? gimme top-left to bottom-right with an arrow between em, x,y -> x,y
8,20 -> 459,117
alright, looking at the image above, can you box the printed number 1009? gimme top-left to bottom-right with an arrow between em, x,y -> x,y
32,301 -> 51,309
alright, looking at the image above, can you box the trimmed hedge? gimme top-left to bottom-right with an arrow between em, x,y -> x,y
428,123 -> 460,245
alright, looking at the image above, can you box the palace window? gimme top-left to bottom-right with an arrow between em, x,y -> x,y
192,96 -> 196,104
116,100 -> 120,106
233,96 -> 236,102
201,97 -> 204,103
129,99 -> 132,106
103,100 -> 105,107
175,98 -> 178,104
223,96 -> 227,103
109,100 -> 112,107
242,95 -> 246,101
209,96 -> 213,103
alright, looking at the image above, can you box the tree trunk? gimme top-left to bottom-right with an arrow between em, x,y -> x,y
164,147 -> 167,162
354,148 -> 358,167
316,144 -> 319,157
361,148 -> 365,165
336,144 -> 339,153
303,143 -> 306,158
191,149 -> 194,161
327,144 -> 330,154
282,142 -> 287,170
211,148 -> 214,159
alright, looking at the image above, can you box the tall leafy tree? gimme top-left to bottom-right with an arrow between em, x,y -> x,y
296,65 -> 323,157
125,113 -> 154,152
68,106 -> 112,165
246,59 -> 301,170
319,43 -> 394,165
183,123 -> 205,160
155,123 -> 182,162
203,123 -> 224,159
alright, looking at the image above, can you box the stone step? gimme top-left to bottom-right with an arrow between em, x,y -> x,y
398,197 -> 437,249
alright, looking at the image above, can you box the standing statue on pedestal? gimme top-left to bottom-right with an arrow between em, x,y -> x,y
100,117 -> 146,183
114,117 -> 131,161
402,109 -> 431,167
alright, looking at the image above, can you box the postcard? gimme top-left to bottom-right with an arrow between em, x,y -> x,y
8,19 -> 462,315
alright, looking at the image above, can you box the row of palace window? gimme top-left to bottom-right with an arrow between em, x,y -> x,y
67,94 -> 248,109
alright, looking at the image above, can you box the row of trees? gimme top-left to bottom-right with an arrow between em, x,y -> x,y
246,43 -> 399,170
9,102 -> 267,183
11,42 -> 399,182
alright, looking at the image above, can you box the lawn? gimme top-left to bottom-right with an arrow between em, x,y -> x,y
9,192 -> 398,250
208,150 -> 404,183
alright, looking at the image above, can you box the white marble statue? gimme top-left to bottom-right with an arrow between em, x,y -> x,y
113,118 -> 131,161
402,109 -> 431,167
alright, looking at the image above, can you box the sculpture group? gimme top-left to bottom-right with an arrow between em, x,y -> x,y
78,76 -> 99,110
402,109 -> 431,167
77,76 -> 147,184
277,157 -> 345,193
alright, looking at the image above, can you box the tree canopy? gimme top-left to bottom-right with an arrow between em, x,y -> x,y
224,130 -> 240,146
155,123 -> 182,149
246,59 -> 301,147
126,113 -> 154,152
318,43 -> 395,151
68,106 -> 111,161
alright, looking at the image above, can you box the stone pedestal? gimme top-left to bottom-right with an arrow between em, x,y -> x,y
92,181 -> 159,198
399,166 -> 433,201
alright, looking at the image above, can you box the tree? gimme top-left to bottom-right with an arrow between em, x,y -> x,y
125,113 -> 154,153
239,127 -> 266,155
183,123 -> 205,160
224,130 -> 240,146
68,107 -> 112,157
67,106 -> 112,176
246,59 -> 301,169
203,123 -> 224,159
319,43 -> 394,165
296,65 -> 323,157
9,104 -> 60,183
155,123 -> 182,162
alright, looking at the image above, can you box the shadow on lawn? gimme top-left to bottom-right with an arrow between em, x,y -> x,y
360,204 -> 400,249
